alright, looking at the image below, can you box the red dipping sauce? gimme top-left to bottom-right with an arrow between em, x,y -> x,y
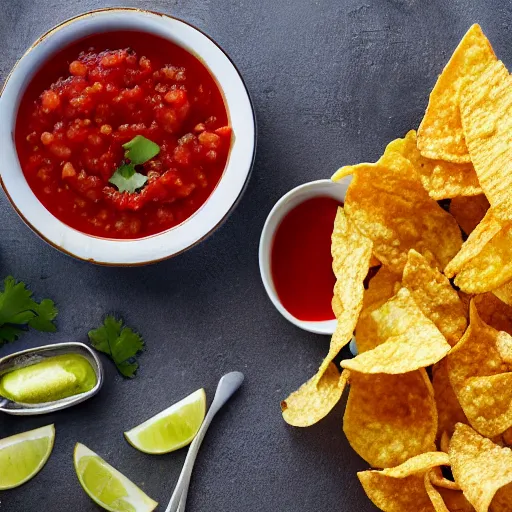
16,31 -> 231,239
271,196 -> 341,322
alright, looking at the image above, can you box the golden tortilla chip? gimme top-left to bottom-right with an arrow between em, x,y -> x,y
444,208 -> 512,293
281,364 -> 349,427
436,487 -> 476,512
449,195 -> 490,236
282,208 -> 372,426
403,250 -> 467,345
460,59 -> 512,207
433,361 -> 468,439
440,431 -> 451,454
340,153 -> 462,273
449,423 -> 512,512
490,483 -> 512,512
343,370 -> 437,468
447,301 -> 512,437
497,331 -> 512,364
494,281 -> 512,308
429,468 -> 461,491
370,254 -> 381,267
386,130 -> 481,200
341,288 -> 451,374
458,291 -> 472,318
358,452 -> 450,512
355,266 -> 402,354
425,472 -> 451,512
417,24 -> 496,163
458,372 -> 512,438
474,293 -> 512,336
453,223 -> 512,293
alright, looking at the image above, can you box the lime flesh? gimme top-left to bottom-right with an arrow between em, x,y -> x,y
124,388 -> 206,454
74,443 -> 157,512
0,424 -> 55,489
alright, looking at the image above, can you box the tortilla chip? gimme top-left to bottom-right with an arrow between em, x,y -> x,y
355,266 -> 402,354
497,331 -> 512,364
370,254 -> 381,267
447,301 -> 512,437
433,361 -> 468,439
281,364 -> 349,427
474,293 -> 512,336
341,153 -> 462,273
320,208 -> 373,374
386,130 -> 482,200
282,208 -> 372,426
440,431 -> 451,454
436,487 -> 476,512
358,452 -> 450,512
425,472 -> 451,512
491,483 -> 512,512
502,428 -> 512,448
343,370 -> 437,468
417,24 -> 496,163
449,423 -> 512,512
460,59 -> 512,207
341,288 -> 451,374
444,207 -> 512,293
429,468 -> 461,491
449,195 -> 490,236
403,249 -> 467,345
494,281 -> 512,308
458,372 -> 512,438
453,222 -> 512,293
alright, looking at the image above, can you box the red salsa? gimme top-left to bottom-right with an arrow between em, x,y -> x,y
271,197 -> 341,322
16,31 -> 232,239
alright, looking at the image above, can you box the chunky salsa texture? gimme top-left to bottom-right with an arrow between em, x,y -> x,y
16,32 -> 231,239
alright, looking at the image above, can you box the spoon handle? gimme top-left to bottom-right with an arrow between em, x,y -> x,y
165,372 -> 244,512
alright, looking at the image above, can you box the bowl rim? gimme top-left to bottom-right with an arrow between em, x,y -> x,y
0,7 -> 257,266
258,178 -> 351,335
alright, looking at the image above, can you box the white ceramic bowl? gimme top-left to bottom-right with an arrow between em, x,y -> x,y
259,178 -> 351,335
0,8 -> 256,265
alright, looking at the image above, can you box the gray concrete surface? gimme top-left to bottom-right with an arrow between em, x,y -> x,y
1,1 -> 510,510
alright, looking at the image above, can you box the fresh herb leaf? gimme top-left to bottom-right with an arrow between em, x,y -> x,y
0,277 -> 58,345
28,299 -> 58,332
123,135 -> 160,165
0,325 -> 25,343
108,136 -> 160,193
0,276 -> 37,325
109,164 -> 148,193
88,315 -> 144,378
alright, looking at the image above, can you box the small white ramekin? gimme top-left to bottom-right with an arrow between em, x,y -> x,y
259,177 -> 351,335
0,8 -> 256,265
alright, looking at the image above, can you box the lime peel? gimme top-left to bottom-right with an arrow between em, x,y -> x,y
124,388 -> 206,455
0,424 -> 55,490
74,443 -> 157,512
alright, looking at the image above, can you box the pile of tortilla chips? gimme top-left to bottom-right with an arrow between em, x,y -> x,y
281,24 -> 512,511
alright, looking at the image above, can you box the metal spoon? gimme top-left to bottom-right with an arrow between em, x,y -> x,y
165,371 -> 245,512
0,342 -> 103,415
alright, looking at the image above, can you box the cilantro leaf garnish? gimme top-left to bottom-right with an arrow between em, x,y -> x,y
0,276 -> 58,345
123,135 -> 160,165
88,315 -> 144,378
108,135 -> 160,194
109,164 -> 149,194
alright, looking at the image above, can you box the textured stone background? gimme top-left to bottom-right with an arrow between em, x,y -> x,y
0,1 -> 510,510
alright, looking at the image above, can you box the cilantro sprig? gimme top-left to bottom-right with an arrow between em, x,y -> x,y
109,135 -> 160,193
88,316 -> 144,378
0,276 -> 58,345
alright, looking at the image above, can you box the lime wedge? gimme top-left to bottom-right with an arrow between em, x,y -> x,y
124,388 -> 206,454
0,424 -> 55,489
74,443 -> 157,512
